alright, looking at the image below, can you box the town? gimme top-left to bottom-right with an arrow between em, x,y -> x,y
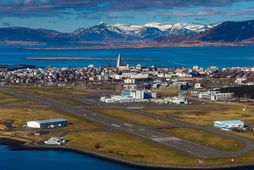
0,54 -> 253,104
0,54 -> 254,168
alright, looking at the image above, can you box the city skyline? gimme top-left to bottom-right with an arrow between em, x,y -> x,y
1,0 -> 254,32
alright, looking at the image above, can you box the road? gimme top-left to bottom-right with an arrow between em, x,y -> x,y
2,87 -> 254,159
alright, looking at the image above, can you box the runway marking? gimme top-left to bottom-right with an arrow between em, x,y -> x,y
127,107 -> 144,109
112,124 -> 121,128
123,123 -> 133,127
152,137 -> 181,142
152,135 -> 160,138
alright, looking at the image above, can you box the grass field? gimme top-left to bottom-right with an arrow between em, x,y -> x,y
0,91 -> 99,130
19,86 -> 94,96
153,89 -> 179,97
161,127 -> 244,151
92,109 -> 169,126
0,91 -> 34,106
145,103 -> 254,126
64,131 -> 197,165
17,86 -> 94,106
2,88 -> 254,166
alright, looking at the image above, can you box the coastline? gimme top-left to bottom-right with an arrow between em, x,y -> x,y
1,137 -> 254,170
24,43 -> 254,51
25,57 -> 153,61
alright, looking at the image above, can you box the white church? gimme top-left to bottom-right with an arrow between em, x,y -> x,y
116,53 -> 129,71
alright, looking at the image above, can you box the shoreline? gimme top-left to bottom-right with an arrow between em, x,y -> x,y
25,57 -> 153,61
1,137 -> 254,170
24,44 -> 254,51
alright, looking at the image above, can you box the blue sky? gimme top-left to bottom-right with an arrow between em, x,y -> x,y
0,0 -> 254,32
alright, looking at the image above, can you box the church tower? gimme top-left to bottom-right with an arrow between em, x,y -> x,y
116,53 -> 121,67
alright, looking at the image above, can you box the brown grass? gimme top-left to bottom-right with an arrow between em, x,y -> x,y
93,109 -> 169,126
145,104 -> 254,126
161,127 -> 244,151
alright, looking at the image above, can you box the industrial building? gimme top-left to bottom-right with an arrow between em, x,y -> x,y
27,118 -> 69,128
214,120 -> 244,131
100,89 -> 156,103
211,92 -> 234,101
152,95 -> 188,104
195,90 -> 235,102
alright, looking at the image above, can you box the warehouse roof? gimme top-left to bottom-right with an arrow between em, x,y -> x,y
214,120 -> 244,124
28,118 -> 68,124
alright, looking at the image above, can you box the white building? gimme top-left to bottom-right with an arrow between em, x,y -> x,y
44,137 -> 66,145
194,83 -> 202,89
116,54 -> 129,71
214,120 -> 244,131
152,96 -> 188,104
123,84 -> 137,90
136,64 -> 142,70
211,93 -> 234,101
124,78 -> 136,84
27,118 -> 68,128
235,77 -> 247,84
122,73 -> 149,79
136,90 -> 145,100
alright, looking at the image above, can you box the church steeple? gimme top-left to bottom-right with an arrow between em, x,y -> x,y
116,53 -> 121,67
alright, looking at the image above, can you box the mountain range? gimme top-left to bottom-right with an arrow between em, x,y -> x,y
1,20 -> 254,47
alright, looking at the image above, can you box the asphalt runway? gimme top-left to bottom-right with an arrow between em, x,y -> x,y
2,87 -> 254,159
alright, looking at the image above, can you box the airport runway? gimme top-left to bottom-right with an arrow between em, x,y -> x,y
130,109 -> 254,157
2,87 -> 254,159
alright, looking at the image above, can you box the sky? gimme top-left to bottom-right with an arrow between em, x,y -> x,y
1,0 -> 254,32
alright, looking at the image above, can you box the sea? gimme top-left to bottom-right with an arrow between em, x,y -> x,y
0,145 -> 138,170
0,46 -> 254,68
1,46 -> 254,170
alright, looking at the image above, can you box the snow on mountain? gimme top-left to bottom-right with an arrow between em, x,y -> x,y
71,22 -> 214,41
169,23 -> 214,34
144,22 -> 173,31
114,22 -> 213,34
113,24 -> 143,32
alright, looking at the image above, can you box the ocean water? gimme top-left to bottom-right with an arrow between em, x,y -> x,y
0,46 -> 254,68
0,145 -> 253,170
0,145 -> 139,170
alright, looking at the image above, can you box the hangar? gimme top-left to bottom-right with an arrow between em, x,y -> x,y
27,118 -> 68,128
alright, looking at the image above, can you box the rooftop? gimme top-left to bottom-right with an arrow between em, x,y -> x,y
214,120 -> 244,124
28,118 -> 68,124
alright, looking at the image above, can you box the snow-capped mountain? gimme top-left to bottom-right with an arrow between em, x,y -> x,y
0,21 -> 219,46
71,22 -> 214,41
2,20 -> 254,47
71,22 -> 127,41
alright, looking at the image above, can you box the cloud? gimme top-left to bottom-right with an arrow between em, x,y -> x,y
161,9 -> 224,17
0,0 -> 251,19
105,12 -> 135,19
